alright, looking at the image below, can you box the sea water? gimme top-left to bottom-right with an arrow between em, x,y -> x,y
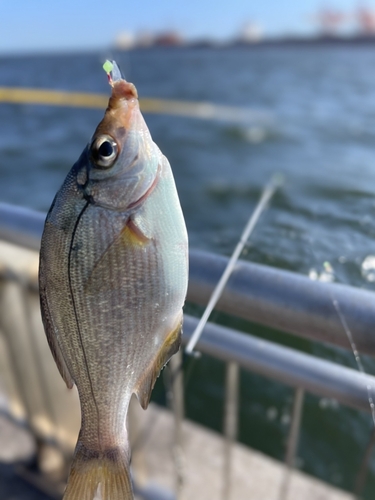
1,46 -> 375,497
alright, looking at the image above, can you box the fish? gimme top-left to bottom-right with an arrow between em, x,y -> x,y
38,61 -> 188,500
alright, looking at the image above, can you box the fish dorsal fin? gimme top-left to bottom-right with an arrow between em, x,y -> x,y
135,313 -> 183,410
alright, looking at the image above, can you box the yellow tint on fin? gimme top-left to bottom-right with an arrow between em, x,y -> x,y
135,314 -> 183,410
63,440 -> 132,500
121,219 -> 150,247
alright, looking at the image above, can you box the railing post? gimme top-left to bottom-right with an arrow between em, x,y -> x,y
168,350 -> 185,499
128,394 -> 149,488
222,361 -> 239,500
0,278 -> 37,426
19,284 -> 67,478
279,387 -> 304,500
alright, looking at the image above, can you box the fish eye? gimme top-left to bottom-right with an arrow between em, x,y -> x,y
91,135 -> 119,169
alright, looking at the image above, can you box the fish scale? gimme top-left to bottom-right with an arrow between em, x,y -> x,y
39,61 -> 188,500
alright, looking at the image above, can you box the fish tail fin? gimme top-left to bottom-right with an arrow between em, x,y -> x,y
63,440 -> 133,500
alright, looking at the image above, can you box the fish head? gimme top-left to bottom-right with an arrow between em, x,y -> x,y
75,76 -> 160,211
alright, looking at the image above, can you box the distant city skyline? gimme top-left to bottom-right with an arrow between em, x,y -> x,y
2,0 -> 375,54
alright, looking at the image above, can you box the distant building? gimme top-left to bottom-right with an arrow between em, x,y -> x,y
239,22 -> 263,43
136,31 -> 155,48
310,6 -> 375,38
315,9 -> 346,36
153,31 -> 183,47
114,31 -> 135,50
357,7 -> 375,35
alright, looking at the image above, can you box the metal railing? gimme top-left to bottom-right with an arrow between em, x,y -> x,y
0,202 -> 374,499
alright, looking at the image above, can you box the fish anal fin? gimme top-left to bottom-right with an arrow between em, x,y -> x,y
49,339 -> 74,389
135,314 -> 183,410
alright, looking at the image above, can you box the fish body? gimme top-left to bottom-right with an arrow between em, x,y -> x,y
39,65 -> 188,500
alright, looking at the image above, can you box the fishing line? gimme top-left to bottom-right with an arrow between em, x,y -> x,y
299,230 -> 375,426
303,229 -> 375,425
131,355 -> 193,453
130,402 -> 163,454
185,174 -> 284,356
167,351 -> 199,393
131,361 -> 180,453
332,298 -> 375,427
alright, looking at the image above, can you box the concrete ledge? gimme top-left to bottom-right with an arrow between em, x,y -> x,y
130,403 -> 354,500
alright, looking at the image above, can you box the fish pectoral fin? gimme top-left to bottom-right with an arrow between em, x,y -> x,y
135,313 -> 183,410
84,217 -> 151,292
122,217 -> 151,246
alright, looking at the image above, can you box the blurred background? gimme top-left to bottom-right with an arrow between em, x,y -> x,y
2,0 -> 375,499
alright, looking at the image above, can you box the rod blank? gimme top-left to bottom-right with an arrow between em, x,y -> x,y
185,176 -> 281,355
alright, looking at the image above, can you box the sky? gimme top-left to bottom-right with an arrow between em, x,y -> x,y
2,0 -> 375,54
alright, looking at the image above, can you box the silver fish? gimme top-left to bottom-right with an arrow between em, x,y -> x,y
39,61 -> 188,500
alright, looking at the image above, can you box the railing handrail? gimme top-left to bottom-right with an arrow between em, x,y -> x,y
183,315 -> 375,413
188,250 -> 375,356
0,202 -> 45,251
1,201 -> 375,356
1,201 -> 375,498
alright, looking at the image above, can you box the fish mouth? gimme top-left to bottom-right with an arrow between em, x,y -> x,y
111,80 -> 138,102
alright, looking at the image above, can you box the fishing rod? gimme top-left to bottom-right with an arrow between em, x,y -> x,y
185,174 -> 283,356
0,87 -> 272,124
